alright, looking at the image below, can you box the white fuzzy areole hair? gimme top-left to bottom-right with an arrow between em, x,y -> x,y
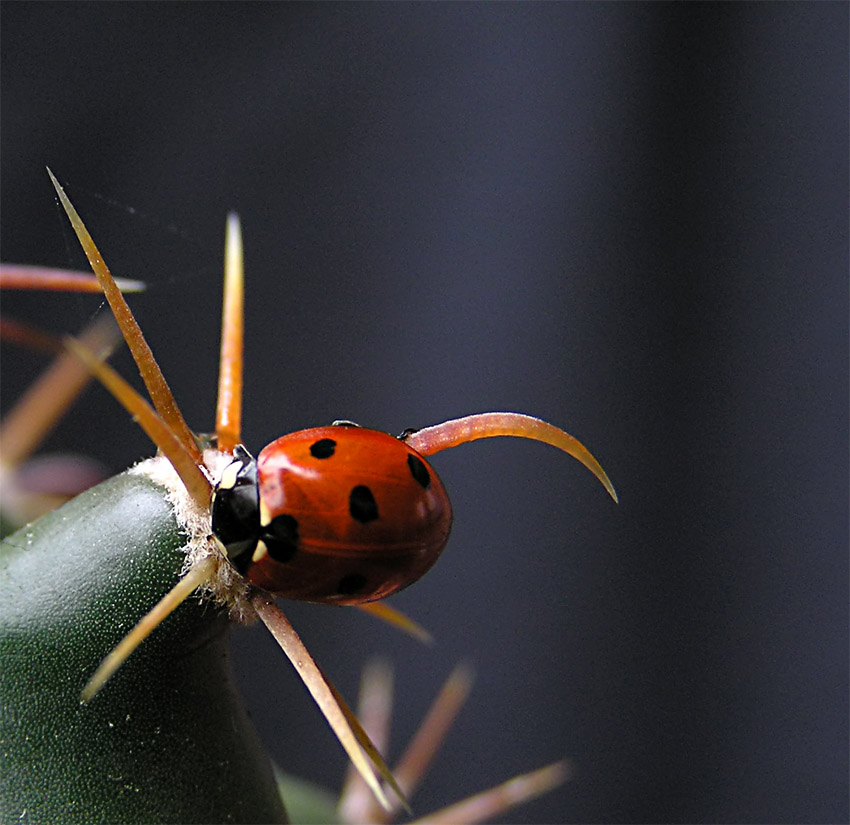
129,449 -> 257,624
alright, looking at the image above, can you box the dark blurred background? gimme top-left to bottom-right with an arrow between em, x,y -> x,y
2,4 -> 847,823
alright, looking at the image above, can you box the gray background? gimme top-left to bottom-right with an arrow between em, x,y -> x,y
2,4 -> 847,822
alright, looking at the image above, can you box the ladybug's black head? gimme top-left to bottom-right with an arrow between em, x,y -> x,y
211,445 -> 260,571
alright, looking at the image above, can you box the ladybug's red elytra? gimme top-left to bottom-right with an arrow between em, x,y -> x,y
212,424 -> 452,604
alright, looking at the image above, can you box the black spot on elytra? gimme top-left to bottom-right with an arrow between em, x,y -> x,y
310,438 -> 336,459
337,573 -> 367,595
407,454 -> 431,489
262,513 -> 299,563
349,485 -> 379,523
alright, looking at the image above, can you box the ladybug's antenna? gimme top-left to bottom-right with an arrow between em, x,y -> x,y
403,412 -> 618,503
47,168 -> 202,466
215,213 -> 244,452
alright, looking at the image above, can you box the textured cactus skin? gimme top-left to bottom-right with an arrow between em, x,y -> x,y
0,469 -> 287,824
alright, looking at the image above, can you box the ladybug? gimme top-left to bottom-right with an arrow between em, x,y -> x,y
47,170 -> 617,802
212,423 -> 452,604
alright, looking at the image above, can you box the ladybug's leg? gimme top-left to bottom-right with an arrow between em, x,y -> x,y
403,411 -> 618,503
48,169 -> 202,465
0,263 -> 145,293
214,214 -> 244,452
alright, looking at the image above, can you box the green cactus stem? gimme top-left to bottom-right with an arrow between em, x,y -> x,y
0,468 -> 287,824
